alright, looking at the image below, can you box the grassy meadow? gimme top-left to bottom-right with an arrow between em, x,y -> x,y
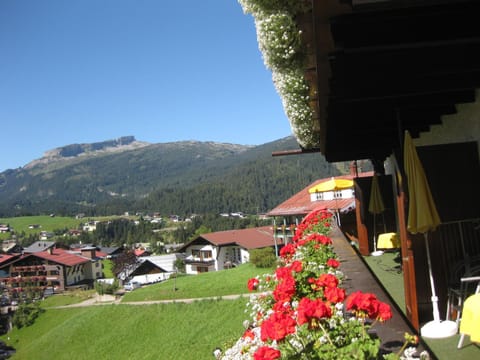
0,263 -> 274,359
0,215 -> 138,240
0,216 -> 84,240
4,300 -> 247,360
122,263 -> 274,302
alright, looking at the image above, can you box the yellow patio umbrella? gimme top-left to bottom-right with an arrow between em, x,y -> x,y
368,174 -> 386,256
403,131 -> 456,338
308,177 -> 354,193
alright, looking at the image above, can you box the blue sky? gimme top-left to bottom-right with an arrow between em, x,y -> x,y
0,0 -> 292,171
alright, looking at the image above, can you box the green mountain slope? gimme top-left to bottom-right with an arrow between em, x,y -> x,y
0,136 -> 348,217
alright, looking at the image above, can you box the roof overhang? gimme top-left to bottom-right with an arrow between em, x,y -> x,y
300,0 -> 480,162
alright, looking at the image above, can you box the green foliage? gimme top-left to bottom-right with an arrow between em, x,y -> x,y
12,302 -> 45,329
249,247 -> 277,268
92,218 -> 158,247
173,258 -> 185,273
95,280 -> 119,295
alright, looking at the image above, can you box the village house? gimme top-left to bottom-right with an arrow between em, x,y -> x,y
179,226 -> 283,274
0,244 -> 103,294
126,254 -> 182,285
267,170 -> 374,243
1,240 -> 22,255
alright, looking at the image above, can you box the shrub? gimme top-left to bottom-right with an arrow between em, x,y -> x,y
12,302 -> 45,329
249,247 -> 277,268
95,280 -> 119,295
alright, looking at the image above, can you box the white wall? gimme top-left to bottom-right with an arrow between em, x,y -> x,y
416,90 -> 480,153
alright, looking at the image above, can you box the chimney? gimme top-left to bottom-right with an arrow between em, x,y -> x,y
81,247 -> 95,259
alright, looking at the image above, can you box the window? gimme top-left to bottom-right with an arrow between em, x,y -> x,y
234,248 -> 241,262
201,250 -> 212,259
191,249 -> 212,260
334,190 -> 343,199
313,192 -> 323,201
197,266 -> 208,273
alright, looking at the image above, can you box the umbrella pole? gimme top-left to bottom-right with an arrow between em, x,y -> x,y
420,232 -> 458,338
371,214 -> 383,256
424,233 -> 440,322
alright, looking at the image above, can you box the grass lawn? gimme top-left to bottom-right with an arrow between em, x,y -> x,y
3,299 -> 248,360
0,264 -> 272,359
102,259 -> 114,278
122,263 -> 274,302
40,290 -> 97,308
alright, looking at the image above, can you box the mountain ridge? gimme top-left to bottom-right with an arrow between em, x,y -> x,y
0,136 -> 352,217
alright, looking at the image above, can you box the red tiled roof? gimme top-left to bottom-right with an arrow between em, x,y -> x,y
0,254 -> 19,266
267,172 -> 373,217
200,226 -> 283,250
31,248 -> 90,267
95,250 -> 108,258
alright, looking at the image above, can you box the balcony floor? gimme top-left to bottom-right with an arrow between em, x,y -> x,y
330,227 -> 480,359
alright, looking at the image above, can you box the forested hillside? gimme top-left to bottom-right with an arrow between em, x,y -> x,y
0,136 -> 356,217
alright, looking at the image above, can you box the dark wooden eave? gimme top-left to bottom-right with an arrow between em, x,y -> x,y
307,0 -> 480,162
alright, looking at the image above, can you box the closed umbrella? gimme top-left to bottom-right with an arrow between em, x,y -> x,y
404,130 -> 457,338
369,174 -> 385,256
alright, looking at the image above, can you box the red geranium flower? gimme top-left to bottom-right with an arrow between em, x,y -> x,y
275,266 -> 292,280
260,311 -> 296,341
289,260 -> 303,273
346,291 -> 391,320
324,286 -> 346,303
273,274 -> 296,303
297,297 -> 332,326
279,243 -> 296,260
254,346 -> 281,360
377,301 -> 393,322
247,278 -> 259,291
326,258 -> 340,268
316,273 -> 339,288
306,233 -> 332,245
